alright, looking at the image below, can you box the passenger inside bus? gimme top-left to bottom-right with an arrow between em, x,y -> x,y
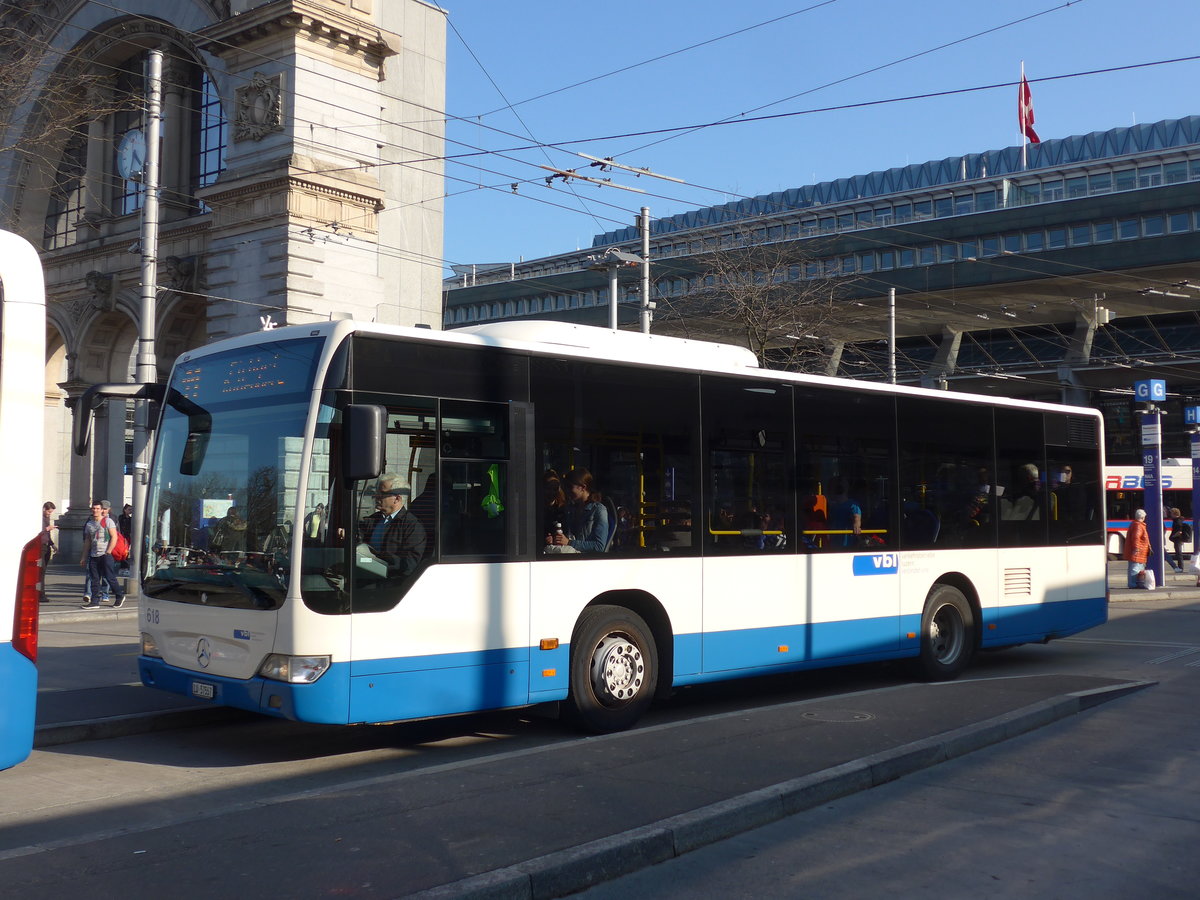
542,468 -> 567,537
827,479 -> 862,548
546,467 -> 611,553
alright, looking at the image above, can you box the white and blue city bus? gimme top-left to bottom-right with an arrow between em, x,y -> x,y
0,230 -> 47,769
80,319 -> 1108,733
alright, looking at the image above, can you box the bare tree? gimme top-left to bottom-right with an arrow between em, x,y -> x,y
0,5 -> 134,168
651,224 -> 856,373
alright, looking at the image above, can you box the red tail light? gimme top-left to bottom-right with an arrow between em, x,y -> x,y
13,535 -> 40,662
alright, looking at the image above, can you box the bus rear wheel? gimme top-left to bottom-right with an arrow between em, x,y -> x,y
917,584 -> 974,681
567,605 -> 658,733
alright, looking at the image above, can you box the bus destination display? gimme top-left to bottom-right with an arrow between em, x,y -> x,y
175,338 -> 322,403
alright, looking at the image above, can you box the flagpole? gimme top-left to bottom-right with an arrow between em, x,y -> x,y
1020,60 -> 1028,171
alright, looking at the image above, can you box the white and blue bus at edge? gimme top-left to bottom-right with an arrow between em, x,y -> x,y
80,318 -> 1109,733
0,231 -> 47,769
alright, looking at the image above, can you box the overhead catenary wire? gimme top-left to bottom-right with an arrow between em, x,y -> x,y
14,1 -> 1200,253
16,2 -> 1200,362
451,1 -> 845,121
19,0 -> 1189,210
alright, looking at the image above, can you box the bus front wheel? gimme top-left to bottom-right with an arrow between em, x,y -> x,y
917,585 -> 975,681
567,605 -> 658,733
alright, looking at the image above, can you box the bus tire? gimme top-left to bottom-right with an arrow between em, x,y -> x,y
917,584 -> 974,681
567,604 -> 658,733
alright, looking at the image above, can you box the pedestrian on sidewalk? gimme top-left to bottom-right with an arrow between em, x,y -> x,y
117,503 -> 133,576
40,501 -> 56,603
81,502 -> 111,606
79,500 -> 125,609
1168,507 -> 1188,574
1124,508 -> 1151,589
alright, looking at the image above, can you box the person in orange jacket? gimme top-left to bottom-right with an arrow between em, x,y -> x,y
1123,508 -> 1151,588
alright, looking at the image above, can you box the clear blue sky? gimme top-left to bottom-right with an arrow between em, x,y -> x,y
435,0 -> 1198,275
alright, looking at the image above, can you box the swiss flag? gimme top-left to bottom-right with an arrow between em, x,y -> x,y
1019,74 -> 1041,144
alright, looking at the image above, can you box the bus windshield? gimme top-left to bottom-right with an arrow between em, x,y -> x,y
142,337 -> 324,609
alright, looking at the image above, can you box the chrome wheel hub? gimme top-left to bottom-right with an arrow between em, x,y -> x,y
590,635 -> 644,703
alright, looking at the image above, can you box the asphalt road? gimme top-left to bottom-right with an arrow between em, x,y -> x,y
577,603 -> 1200,900
5,565 -> 1196,898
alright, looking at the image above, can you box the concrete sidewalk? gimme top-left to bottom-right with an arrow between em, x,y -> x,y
38,560 -> 140,625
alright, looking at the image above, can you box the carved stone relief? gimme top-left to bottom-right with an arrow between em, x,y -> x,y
84,270 -> 114,311
234,71 -> 285,142
162,255 -> 198,294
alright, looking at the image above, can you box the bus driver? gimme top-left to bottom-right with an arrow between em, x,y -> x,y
359,474 -> 427,577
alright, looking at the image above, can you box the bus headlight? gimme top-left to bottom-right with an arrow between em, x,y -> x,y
141,633 -> 162,658
258,653 -> 331,684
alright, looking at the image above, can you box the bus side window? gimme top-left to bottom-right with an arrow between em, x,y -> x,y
897,397 -> 995,550
440,400 -> 509,558
532,356 -> 700,557
795,387 -> 897,553
702,375 -> 792,556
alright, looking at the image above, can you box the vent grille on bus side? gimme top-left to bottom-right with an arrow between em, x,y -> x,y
1045,413 -> 1098,448
1065,416 -> 1098,447
1004,568 -> 1033,597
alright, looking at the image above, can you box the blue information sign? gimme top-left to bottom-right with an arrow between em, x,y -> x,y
1141,410 -> 1165,588
1192,434 -> 1200,575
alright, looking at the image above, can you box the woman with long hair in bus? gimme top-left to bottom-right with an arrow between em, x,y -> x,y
549,468 -> 609,554
542,468 -> 567,538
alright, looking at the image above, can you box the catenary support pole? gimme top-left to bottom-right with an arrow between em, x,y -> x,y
609,263 -> 618,331
640,207 -> 651,334
889,287 -> 896,384
130,48 -> 162,595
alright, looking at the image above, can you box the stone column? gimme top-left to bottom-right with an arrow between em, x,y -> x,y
160,56 -> 191,219
1059,306 -> 1108,406
922,325 -> 962,390
77,88 -> 110,240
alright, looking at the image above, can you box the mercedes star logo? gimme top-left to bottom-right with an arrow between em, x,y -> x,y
196,637 -> 212,668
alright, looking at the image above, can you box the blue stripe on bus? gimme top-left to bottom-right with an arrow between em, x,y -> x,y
140,657 -> 353,725
350,644 -> 528,676
0,642 -> 37,769
700,615 -> 901,674
979,595 -> 1108,646
139,595 -> 1106,725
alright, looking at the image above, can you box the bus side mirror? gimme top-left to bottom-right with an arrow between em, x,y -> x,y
178,408 -> 211,476
343,404 -> 384,483
73,382 -> 165,456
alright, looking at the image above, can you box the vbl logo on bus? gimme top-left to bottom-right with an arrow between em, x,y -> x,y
852,553 -> 899,576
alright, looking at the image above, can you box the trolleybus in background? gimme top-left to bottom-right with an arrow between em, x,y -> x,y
0,231 -> 47,769
1104,462 -> 1193,558
78,319 -> 1109,733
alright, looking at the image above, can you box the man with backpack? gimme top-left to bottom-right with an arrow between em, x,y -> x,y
79,499 -> 126,609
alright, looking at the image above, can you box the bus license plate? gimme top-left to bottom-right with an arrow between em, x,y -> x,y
191,681 -> 215,700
